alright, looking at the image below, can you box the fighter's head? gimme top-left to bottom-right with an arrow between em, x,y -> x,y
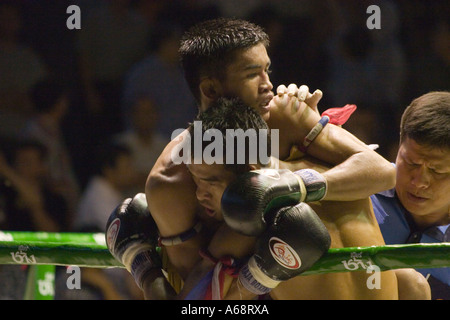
187,96 -> 273,175
186,97 -> 275,220
395,91 -> 450,219
179,18 -> 273,118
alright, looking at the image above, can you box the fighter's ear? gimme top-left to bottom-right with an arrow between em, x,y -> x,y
199,77 -> 223,101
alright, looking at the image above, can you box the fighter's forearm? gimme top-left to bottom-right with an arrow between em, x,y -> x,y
321,149 -> 396,200
301,120 -> 396,200
142,269 -> 177,300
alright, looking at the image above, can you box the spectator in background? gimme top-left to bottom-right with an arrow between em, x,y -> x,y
20,78 -> 80,228
132,0 -> 165,28
246,2 -> 330,91
324,0 -> 406,159
122,23 -> 197,140
0,139 -> 67,232
398,1 -> 449,99
409,19 -> 450,96
113,96 -> 168,196
76,0 -> 149,142
0,1 -> 48,138
71,141 -> 141,300
0,136 -> 67,301
73,141 -> 137,232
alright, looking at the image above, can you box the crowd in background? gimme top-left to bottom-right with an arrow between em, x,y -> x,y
0,0 -> 448,299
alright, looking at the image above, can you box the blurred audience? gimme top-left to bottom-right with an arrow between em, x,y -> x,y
0,136 -> 69,301
54,265 -> 143,300
0,1 -> 48,138
122,22 -> 197,140
20,78 -> 80,228
0,139 -> 67,232
113,96 -> 168,196
76,0 -> 150,143
71,140 -> 141,300
408,19 -> 450,97
0,264 -> 27,300
324,0 -> 407,158
73,141 -> 137,232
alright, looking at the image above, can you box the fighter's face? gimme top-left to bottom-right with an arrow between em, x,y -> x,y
220,43 -> 274,121
395,137 -> 450,219
187,162 -> 237,221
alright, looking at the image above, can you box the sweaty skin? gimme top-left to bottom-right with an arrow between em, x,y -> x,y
183,159 -> 398,300
145,43 -> 395,295
395,137 -> 450,228
270,199 -> 399,300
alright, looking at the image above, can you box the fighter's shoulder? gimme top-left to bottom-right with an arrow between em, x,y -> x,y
147,159 -> 192,194
147,137 -> 195,199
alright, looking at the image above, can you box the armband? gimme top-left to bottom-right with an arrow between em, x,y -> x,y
297,116 -> 329,153
158,221 -> 203,246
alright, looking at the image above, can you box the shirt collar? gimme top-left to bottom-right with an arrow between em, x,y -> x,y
377,186 -> 450,242
377,187 -> 396,198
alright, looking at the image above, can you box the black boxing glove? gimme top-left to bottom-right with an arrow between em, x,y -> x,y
105,193 -> 161,289
222,168 -> 327,236
238,202 -> 330,295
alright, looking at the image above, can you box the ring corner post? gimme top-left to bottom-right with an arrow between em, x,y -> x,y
23,265 -> 56,300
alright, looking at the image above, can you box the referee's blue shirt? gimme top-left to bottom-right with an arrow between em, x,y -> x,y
371,188 -> 450,298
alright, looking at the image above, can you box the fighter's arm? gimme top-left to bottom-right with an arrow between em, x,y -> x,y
145,167 -> 203,280
308,124 -> 395,200
268,89 -> 395,200
180,202 -> 330,300
278,154 -> 331,173
141,270 -> 178,300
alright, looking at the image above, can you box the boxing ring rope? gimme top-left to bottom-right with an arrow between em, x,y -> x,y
0,231 -> 121,268
1,230 -> 449,299
1,230 -> 449,271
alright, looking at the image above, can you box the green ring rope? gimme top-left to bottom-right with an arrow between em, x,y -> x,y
1,231 -> 449,273
0,231 -> 120,268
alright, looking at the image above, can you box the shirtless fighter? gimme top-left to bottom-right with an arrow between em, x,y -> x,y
178,97 -> 398,300
105,18 -> 395,299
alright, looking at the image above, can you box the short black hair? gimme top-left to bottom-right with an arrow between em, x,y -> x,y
179,18 -> 269,102
400,91 -> 450,150
188,97 -> 271,176
93,141 -> 132,176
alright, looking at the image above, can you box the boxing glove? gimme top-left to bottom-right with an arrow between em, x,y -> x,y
221,168 -> 327,236
105,193 -> 161,289
238,203 -> 331,295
